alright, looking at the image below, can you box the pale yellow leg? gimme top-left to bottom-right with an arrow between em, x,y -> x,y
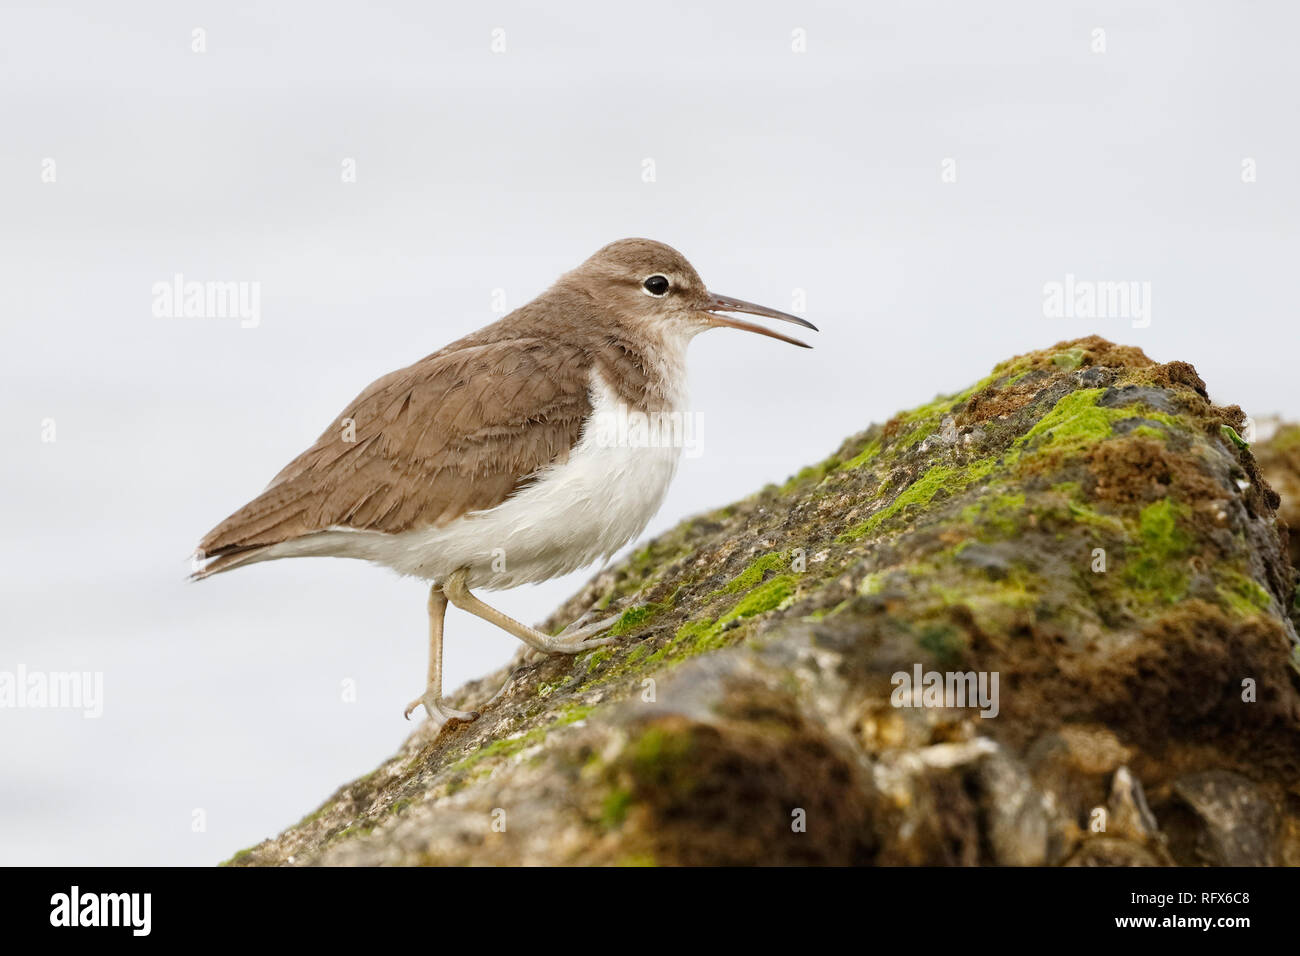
442,569 -> 619,654
404,585 -> 480,725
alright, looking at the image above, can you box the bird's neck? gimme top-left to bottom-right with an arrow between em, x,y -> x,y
588,320 -> 693,415
540,285 -> 695,414
483,285 -> 694,414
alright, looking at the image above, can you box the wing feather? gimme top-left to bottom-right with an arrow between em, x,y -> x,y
197,336 -> 591,561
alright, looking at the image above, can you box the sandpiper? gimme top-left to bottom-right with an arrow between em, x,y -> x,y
193,239 -> 816,727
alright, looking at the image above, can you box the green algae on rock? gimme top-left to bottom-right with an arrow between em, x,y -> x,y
223,336 -> 1300,867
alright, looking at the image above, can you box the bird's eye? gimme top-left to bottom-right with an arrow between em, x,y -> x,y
642,274 -> 670,297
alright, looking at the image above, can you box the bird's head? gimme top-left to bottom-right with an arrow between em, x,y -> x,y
562,238 -> 817,348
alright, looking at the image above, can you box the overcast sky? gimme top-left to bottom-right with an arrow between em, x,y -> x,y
2,1 -> 1297,865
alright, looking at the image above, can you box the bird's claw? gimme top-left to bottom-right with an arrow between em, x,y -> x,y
403,691 -> 480,727
548,611 -> 623,652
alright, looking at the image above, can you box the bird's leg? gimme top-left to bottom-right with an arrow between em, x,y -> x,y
404,585 -> 481,725
442,569 -> 618,653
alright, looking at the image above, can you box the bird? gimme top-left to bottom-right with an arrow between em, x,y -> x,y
192,238 -> 817,728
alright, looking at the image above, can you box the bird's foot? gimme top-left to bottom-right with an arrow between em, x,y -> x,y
545,611 -> 623,652
403,689 -> 480,727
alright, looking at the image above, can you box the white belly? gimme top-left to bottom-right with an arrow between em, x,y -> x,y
272,374 -> 686,589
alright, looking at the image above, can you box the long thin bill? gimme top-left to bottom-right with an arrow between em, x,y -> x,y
707,293 -> 819,330
702,291 -> 818,348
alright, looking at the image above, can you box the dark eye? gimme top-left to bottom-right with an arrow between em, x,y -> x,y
642,274 -> 670,297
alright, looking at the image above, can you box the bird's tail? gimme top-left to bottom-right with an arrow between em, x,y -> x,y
189,545 -> 275,581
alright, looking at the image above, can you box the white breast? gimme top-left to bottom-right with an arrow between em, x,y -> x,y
275,370 -> 690,590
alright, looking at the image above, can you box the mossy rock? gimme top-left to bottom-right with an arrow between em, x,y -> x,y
223,337 -> 1300,867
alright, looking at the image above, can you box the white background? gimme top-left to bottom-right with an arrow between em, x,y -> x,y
2,1 -> 1296,864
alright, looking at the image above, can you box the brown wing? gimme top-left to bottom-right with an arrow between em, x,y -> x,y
196,336 -> 592,564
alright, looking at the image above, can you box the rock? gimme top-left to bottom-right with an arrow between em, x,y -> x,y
1163,770 -> 1279,866
1098,384 -> 1182,415
1025,725 -> 1135,856
1255,420 -> 1300,569
1107,767 -> 1168,863
976,747 -> 1051,866
1064,838 -> 1163,867
222,336 -> 1300,867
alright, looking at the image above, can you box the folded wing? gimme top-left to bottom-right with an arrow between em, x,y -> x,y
194,336 -> 591,576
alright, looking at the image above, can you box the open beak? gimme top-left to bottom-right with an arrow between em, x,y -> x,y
699,292 -> 819,348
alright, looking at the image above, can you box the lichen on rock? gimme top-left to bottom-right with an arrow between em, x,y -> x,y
223,336 -> 1300,867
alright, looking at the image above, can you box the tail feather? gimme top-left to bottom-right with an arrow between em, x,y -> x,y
189,544 -> 276,581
